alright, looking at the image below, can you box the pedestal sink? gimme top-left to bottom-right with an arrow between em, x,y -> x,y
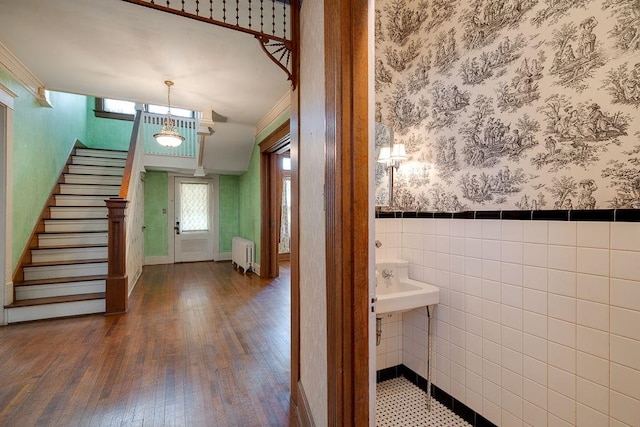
375,259 -> 439,314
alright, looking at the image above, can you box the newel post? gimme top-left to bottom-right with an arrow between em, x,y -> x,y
106,197 -> 129,315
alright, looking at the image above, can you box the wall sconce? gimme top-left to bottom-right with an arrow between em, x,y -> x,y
377,142 -> 407,208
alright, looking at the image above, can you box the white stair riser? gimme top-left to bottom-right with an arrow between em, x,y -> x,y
50,207 -> 108,219
59,184 -> 120,196
75,148 -> 127,159
64,174 -> 122,185
15,280 -> 106,300
24,263 -> 108,281
54,195 -> 109,207
44,220 -> 107,233
38,233 -> 108,248
31,247 -> 107,263
7,299 -> 105,323
72,156 -> 126,167
67,165 -> 124,176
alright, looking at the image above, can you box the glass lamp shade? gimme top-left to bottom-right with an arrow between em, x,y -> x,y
154,122 -> 185,148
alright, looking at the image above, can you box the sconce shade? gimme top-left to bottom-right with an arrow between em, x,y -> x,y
391,143 -> 407,161
377,147 -> 391,164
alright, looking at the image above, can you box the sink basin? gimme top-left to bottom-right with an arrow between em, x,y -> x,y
375,259 -> 439,314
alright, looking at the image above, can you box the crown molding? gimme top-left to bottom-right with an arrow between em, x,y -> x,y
0,41 -> 51,107
255,91 -> 291,136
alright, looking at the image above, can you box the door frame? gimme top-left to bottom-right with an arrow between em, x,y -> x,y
259,120 -> 290,279
0,83 -> 16,325
167,173 -> 220,263
323,1 -> 370,424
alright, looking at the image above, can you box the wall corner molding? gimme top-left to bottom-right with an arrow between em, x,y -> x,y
255,91 -> 291,137
0,41 -> 51,108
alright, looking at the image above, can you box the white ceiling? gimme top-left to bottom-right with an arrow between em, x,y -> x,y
0,0 -> 291,174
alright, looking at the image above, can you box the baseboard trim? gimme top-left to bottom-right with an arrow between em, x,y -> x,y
297,381 -> 315,427
144,256 -> 171,266
214,251 -> 231,261
252,263 -> 261,276
376,364 -> 496,427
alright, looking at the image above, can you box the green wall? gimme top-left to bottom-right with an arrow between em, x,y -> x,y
238,143 -> 262,262
1,69 -> 90,270
142,171 -> 240,257
85,97 -> 134,151
238,110 -> 290,264
219,175 -> 239,253
144,171 -> 169,257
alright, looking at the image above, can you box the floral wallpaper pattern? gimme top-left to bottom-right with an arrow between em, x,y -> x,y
375,0 -> 640,211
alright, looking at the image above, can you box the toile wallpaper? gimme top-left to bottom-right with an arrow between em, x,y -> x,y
374,0 -> 640,211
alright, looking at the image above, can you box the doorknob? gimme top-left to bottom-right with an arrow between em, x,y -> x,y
174,221 -> 180,235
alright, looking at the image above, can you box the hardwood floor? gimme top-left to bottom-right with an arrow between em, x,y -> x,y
0,261 -> 296,426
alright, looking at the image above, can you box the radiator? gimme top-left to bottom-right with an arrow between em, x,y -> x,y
232,237 -> 254,274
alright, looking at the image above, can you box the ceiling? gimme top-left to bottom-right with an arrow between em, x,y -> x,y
0,0 -> 291,174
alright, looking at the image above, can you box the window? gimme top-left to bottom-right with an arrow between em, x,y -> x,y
147,104 -> 194,118
282,157 -> 291,171
94,98 -> 136,121
180,183 -> 209,232
94,98 -> 194,121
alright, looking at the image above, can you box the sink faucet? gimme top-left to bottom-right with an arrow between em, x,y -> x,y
381,269 -> 393,279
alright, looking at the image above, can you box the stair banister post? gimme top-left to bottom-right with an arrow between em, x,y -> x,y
106,197 -> 129,315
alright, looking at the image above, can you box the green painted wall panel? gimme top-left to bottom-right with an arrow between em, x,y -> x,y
1,69 -> 90,270
144,171 -> 169,257
238,110 -> 290,265
85,97 -> 133,151
219,175 -> 240,253
238,143 -> 262,261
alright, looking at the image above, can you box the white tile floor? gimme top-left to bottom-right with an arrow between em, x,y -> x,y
376,377 -> 471,427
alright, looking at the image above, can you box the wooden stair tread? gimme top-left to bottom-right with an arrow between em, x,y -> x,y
70,161 -> 125,166
25,258 -> 108,268
6,292 -> 105,308
45,218 -> 107,221
15,275 -> 108,287
60,183 -> 120,186
50,206 -> 108,208
53,194 -> 117,198
64,174 -> 124,178
32,244 -> 108,251
38,230 -> 108,235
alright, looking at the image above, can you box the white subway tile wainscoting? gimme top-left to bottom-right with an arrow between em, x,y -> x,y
375,213 -> 640,427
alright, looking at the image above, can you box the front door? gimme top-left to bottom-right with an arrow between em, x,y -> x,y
173,177 -> 214,263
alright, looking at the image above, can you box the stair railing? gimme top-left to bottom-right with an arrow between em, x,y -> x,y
106,107 -> 145,315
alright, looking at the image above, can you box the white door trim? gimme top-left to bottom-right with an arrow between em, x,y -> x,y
167,173 -> 219,263
0,83 -> 16,325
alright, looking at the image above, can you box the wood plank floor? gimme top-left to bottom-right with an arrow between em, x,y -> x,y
0,261 -> 296,426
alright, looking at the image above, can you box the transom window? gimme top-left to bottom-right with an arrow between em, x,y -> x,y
95,98 -> 194,120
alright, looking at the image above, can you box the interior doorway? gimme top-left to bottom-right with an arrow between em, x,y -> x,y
278,155 -> 291,263
0,83 -> 15,325
259,120 -> 290,278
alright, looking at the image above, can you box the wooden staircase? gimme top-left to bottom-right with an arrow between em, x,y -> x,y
6,148 -> 127,323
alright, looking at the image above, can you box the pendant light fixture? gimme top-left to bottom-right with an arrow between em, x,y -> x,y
154,80 -> 185,148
